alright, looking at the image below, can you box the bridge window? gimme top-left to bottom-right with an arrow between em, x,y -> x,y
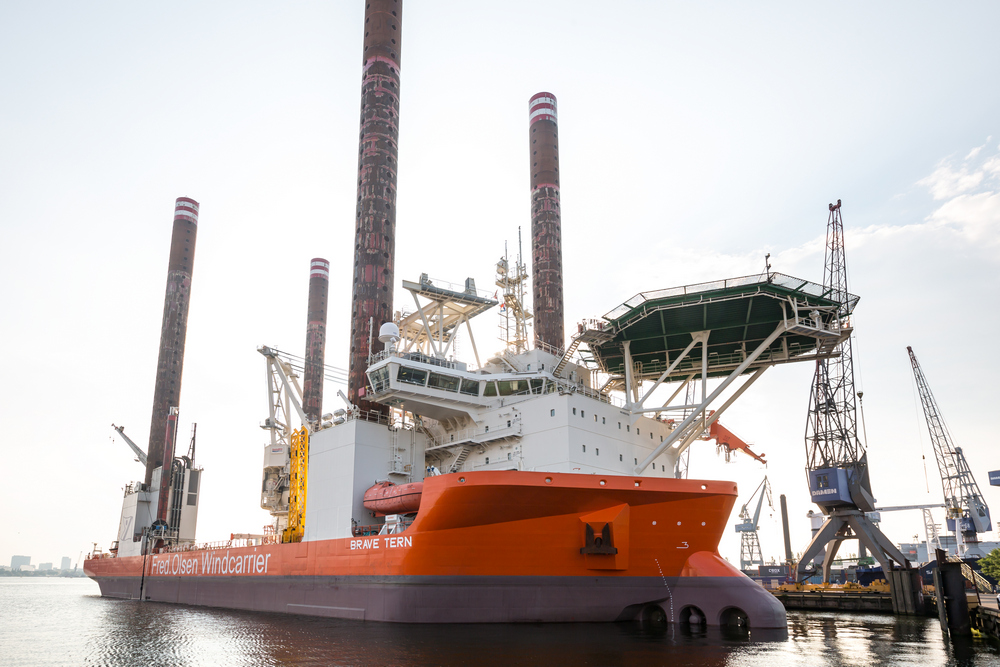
428,372 -> 460,392
397,366 -> 427,386
460,379 -> 479,396
497,380 -> 524,396
368,367 -> 390,392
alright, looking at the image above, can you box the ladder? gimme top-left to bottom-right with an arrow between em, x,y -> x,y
553,338 -> 582,377
450,446 -> 471,473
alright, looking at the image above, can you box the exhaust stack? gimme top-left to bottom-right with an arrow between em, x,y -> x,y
156,407 -> 179,525
303,258 -> 330,422
347,0 -> 402,414
528,92 -> 565,352
145,197 -> 199,486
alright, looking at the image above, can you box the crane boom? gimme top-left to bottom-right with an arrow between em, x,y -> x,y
907,346 -> 991,556
112,424 -> 147,466
735,476 -> 772,571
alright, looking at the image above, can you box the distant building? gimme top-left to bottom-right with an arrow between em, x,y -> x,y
38,563 -> 53,572
10,555 -> 30,571
898,536 -> 1000,562
60,557 -> 71,571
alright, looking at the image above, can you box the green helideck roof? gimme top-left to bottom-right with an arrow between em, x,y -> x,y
589,272 -> 858,381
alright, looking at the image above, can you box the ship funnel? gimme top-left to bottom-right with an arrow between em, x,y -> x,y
347,0 -> 403,415
144,197 -> 199,486
303,258 -> 330,423
528,92 -> 565,352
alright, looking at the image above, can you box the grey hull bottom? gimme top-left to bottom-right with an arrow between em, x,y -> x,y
93,574 -> 787,628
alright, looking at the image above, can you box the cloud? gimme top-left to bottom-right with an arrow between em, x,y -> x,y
916,142 -> 1000,246
927,191 -> 1000,243
918,161 -> 984,200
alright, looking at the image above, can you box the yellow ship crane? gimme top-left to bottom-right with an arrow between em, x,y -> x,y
283,427 -> 309,543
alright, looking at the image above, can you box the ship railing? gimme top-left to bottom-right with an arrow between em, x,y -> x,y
369,349 -> 463,371
340,408 -> 394,427
352,519 -> 413,537
548,377 -> 624,408
427,421 -> 523,450
155,536 -> 266,554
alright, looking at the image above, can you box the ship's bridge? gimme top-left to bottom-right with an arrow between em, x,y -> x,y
366,352 -> 551,421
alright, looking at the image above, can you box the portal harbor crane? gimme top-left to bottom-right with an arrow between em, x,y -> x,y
907,346 -> 991,557
797,200 -> 910,584
735,476 -> 773,571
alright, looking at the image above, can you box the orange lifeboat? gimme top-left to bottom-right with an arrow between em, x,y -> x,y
363,480 -> 423,516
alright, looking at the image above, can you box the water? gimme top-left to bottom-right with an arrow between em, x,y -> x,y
2,579 -> 999,666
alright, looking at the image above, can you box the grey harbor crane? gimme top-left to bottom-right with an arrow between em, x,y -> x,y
907,346 -> 992,557
796,200 -> 912,584
735,476 -> 773,571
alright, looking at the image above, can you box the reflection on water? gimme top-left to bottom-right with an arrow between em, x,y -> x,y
2,579 -> 998,666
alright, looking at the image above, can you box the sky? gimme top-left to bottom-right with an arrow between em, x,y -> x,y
1,1 -> 998,570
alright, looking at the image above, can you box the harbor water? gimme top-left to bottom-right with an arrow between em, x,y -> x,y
2,578 -> 999,666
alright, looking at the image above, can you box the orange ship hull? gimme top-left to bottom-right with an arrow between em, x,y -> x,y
86,471 -> 786,627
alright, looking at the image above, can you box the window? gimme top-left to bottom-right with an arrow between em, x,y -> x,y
428,372 -> 460,392
550,409 -> 555,417
397,366 -> 427,386
497,380 -> 523,396
368,367 -> 390,392
460,379 -> 480,396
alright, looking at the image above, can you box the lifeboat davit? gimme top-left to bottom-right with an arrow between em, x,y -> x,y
363,480 -> 423,516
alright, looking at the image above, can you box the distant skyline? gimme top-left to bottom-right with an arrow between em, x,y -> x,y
1,1 -> 998,567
